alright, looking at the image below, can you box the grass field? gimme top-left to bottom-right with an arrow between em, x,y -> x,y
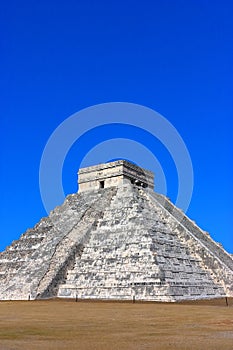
0,298 -> 232,350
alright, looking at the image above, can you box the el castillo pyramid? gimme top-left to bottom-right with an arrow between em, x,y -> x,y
0,160 -> 233,301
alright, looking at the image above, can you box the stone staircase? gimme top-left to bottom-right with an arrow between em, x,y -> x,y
57,185 -> 230,301
0,187 -> 117,300
58,185 -> 170,300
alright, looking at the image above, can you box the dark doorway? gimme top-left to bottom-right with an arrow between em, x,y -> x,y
99,181 -> 105,188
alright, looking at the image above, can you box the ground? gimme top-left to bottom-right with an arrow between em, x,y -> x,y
0,298 -> 232,350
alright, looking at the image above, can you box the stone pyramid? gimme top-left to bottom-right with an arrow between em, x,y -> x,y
0,160 -> 232,301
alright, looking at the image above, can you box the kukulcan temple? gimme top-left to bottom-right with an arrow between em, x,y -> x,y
0,160 -> 232,301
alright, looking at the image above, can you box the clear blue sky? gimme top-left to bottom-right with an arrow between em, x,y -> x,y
1,1 -> 232,253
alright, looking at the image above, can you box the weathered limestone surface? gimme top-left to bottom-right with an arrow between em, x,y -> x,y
58,185 -> 232,301
78,160 -> 154,192
0,187 -> 117,300
0,160 -> 232,301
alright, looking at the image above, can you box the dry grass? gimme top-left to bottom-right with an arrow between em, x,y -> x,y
0,298 -> 232,350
